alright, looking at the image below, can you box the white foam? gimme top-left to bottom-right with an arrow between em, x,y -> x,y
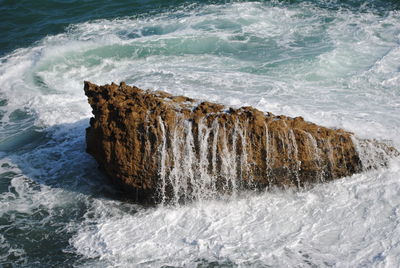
0,1 -> 399,266
71,164 -> 400,267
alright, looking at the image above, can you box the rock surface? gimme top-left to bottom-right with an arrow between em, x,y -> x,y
84,81 -> 398,204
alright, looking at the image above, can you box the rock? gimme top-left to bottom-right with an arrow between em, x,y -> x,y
84,81 -> 399,204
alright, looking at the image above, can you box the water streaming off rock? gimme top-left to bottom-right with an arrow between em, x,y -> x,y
153,111 -> 397,205
157,117 -> 252,204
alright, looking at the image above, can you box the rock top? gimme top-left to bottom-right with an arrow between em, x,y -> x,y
84,81 -> 398,204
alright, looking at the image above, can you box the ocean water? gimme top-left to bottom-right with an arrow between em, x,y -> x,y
1,0 -> 400,267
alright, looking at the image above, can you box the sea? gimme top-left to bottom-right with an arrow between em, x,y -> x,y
1,0 -> 400,267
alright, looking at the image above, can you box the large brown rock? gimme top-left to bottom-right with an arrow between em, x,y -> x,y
84,81 -> 398,204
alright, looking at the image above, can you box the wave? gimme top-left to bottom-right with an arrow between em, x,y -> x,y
0,1 -> 399,266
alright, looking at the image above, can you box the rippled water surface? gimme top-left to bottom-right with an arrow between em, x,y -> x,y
1,0 -> 400,267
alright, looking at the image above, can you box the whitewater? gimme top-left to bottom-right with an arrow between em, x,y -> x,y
1,1 -> 400,267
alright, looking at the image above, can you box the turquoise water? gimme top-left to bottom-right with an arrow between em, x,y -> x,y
1,0 -> 400,267
2,0 -> 400,56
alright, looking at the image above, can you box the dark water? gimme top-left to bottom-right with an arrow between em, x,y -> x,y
1,0 -> 194,56
1,0 -> 400,56
1,0 -> 400,267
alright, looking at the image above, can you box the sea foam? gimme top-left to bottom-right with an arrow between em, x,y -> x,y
0,1 -> 399,266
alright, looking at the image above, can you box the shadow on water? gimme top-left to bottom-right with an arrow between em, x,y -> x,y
0,118 -> 136,201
